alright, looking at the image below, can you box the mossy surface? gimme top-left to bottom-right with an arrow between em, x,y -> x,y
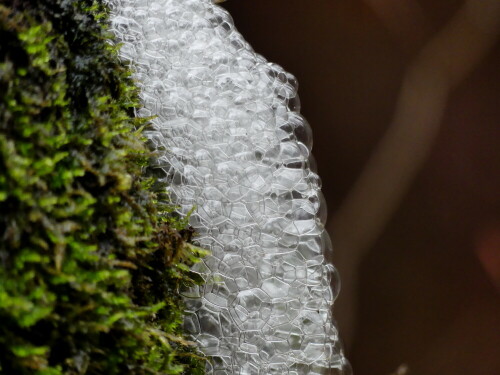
0,1 -> 206,374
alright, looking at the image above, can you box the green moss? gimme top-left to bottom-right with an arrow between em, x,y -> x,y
0,1 -> 207,374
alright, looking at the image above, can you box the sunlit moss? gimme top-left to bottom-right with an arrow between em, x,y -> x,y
0,1 -> 206,374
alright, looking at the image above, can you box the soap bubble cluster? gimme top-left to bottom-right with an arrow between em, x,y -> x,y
107,0 -> 349,373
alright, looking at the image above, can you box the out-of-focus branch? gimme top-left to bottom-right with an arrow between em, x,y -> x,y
364,0 -> 429,49
390,364 -> 409,375
331,0 -> 500,346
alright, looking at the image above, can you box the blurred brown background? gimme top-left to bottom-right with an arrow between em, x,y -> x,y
221,1 -> 500,374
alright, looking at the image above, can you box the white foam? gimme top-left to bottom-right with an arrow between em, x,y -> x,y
107,1 -> 349,373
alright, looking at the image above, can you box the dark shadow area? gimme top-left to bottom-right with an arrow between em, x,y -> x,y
222,1 -> 500,374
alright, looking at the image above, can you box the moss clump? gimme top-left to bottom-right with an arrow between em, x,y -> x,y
0,1 -> 206,374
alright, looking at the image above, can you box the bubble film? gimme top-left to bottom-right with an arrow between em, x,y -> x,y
107,0 -> 349,373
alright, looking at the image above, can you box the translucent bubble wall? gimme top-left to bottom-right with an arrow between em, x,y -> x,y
107,0 -> 350,373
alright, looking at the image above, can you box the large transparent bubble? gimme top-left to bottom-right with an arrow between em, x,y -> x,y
107,0 -> 349,373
